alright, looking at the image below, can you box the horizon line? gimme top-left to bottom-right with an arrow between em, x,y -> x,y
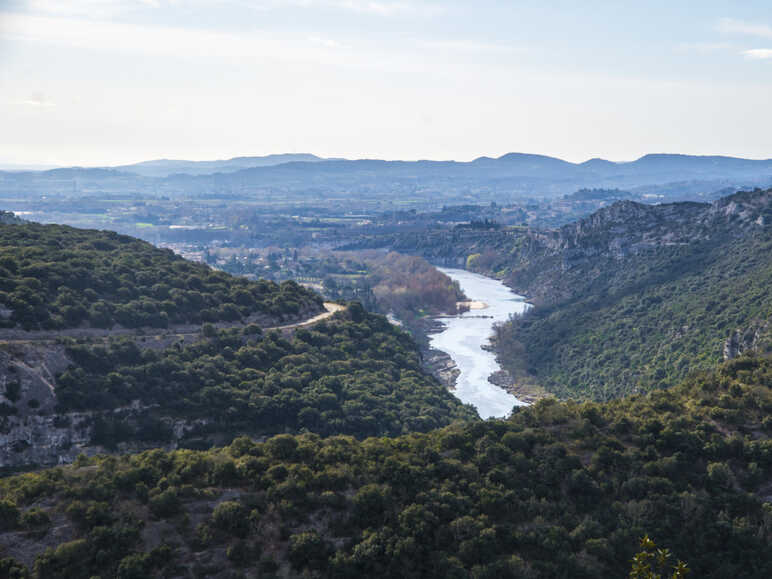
4,151 -> 772,171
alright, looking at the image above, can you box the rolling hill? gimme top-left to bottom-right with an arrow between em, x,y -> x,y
0,222 -> 323,331
0,356 -> 769,577
0,223 -> 475,469
3,153 -> 772,202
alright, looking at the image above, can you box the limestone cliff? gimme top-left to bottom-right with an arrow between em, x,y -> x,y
0,341 -> 213,469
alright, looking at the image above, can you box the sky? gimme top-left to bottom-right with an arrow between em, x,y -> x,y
1,0 -> 772,166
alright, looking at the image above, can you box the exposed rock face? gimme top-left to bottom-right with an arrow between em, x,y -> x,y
423,348 -> 460,390
0,305 -> 328,469
2,411 -> 96,467
1,402 -> 212,469
0,343 -> 85,467
0,343 -> 70,415
0,342 -> 213,469
709,188 -> 772,224
723,321 -> 771,360
358,189 -> 771,308
544,199 -> 708,256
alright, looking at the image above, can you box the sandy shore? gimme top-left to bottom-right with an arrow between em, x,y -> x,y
457,300 -> 488,310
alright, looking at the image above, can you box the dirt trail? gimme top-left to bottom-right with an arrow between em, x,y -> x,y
268,302 -> 345,330
0,303 -> 345,346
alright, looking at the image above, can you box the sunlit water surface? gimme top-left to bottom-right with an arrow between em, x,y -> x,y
430,268 -> 531,419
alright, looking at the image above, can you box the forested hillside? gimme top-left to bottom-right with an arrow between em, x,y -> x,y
54,304 -> 476,445
352,189 -> 771,401
0,224 -> 476,468
1,357 -> 770,578
491,189 -> 771,400
496,222 -> 772,399
1,300 -> 476,469
0,222 -> 322,330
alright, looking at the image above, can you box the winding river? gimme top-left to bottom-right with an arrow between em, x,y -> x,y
430,268 -> 531,419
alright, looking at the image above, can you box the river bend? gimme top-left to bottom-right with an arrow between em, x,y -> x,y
430,268 -> 530,419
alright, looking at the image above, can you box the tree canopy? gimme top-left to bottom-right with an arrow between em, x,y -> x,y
0,222 -> 322,330
1,357 -> 769,577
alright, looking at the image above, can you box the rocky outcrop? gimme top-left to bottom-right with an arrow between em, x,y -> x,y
1,408 -> 215,469
545,199 -> 708,257
355,189 -> 771,308
423,348 -> 460,389
487,369 -> 547,405
0,341 -> 216,468
0,304 -> 329,469
709,188 -> 772,225
723,321 -> 770,360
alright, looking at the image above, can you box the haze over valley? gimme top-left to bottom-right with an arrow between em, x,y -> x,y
1,1 -> 772,578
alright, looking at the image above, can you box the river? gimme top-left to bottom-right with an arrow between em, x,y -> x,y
429,268 -> 531,419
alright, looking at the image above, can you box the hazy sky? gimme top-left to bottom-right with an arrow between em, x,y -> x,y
2,0 -> 772,166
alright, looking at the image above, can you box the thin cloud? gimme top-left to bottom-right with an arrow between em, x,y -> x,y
0,9 -> 442,75
743,48 -> 772,60
717,17 -> 772,39
419,39 -> 523,55
285,0 -> 442,17
17,94 -> 55,108
22,0 -> 158,19
676,41 -> 733,54
307,35 -> 349,49
335,1 -> 426,16
0,12 -> 351,66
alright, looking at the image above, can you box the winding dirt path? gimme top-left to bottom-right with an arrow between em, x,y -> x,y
267,302 -> 345,330
0,303 -> 345,346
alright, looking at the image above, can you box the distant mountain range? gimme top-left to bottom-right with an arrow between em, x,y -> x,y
1,152 -> 771,201
113,153 -> 326,177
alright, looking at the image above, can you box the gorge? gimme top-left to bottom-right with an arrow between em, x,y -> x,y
429,268 -> 530,418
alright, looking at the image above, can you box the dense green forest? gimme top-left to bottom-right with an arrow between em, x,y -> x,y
0,223 -> 322,330
471,189 -> 771,400
495,217 -> 772,401
54,303 -> 476,445
1,357 -> 770,578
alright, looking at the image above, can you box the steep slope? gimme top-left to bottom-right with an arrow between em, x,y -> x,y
0,225 -> 476,469
0,222 -> 323,330
349,189 -> 771,400
0,357 -> 769,578
1,304 -> 476,469
488,189 -> 772,399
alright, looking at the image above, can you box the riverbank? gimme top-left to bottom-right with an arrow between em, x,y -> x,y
423,347 -> 460,390
423,331 -> 548,404
488,370 -> 549,405
428,268 -> 530,418
457,300 -> 488,311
